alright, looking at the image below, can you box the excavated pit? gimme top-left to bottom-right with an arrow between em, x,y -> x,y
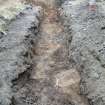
2,0 -> 104,105
10,1 -> 90,105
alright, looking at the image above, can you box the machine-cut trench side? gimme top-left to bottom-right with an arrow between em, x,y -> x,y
12,1 -> 89,105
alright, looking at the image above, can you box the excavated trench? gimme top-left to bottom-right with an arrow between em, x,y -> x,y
1,0 -> 105,105
0,0 -> 91,105
11,1 -> 90,105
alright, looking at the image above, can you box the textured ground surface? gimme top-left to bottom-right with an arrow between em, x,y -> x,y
12,5 -> 83,105
11,0 -> 88,105
0,6 -> 41,105
61,0 -> 105,105
0,0 -> 25,32
1,0 -> 105,105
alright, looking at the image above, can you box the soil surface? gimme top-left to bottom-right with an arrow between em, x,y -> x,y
12,0 -> 89,105
1,0 -> 105,105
